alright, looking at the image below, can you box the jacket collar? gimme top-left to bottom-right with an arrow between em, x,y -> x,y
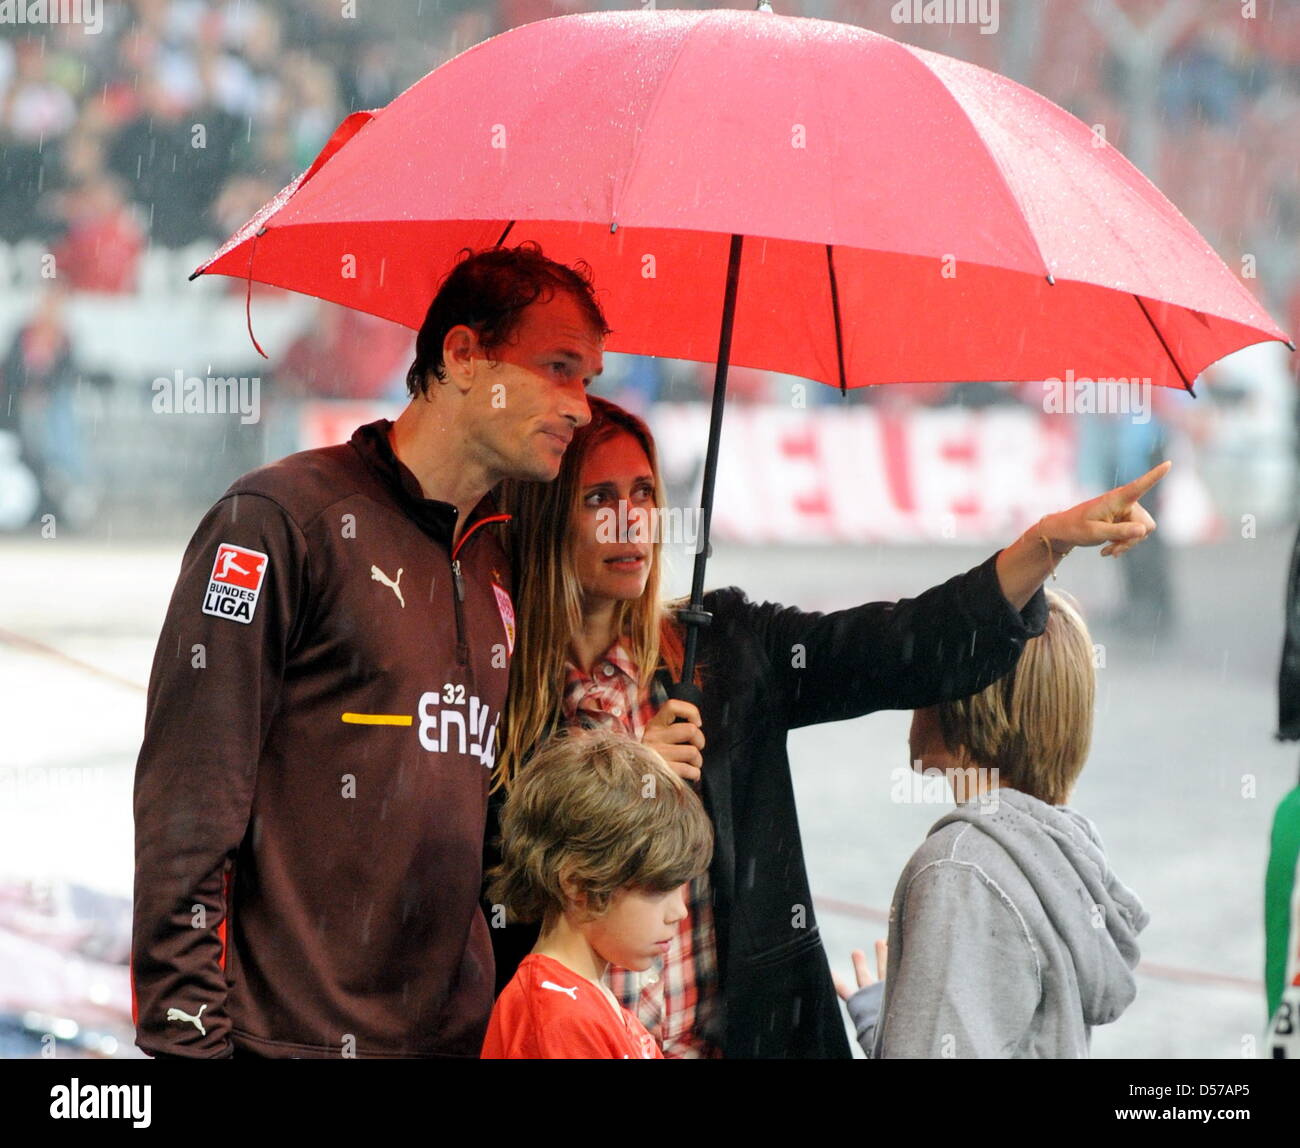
349,418 -> 504,550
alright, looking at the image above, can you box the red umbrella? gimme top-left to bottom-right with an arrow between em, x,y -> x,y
194,5 -> 1292,685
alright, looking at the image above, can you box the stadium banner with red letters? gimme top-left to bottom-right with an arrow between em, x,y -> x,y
293,401 -> 1221,545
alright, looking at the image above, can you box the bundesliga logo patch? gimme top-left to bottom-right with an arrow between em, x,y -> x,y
202,543 -> 268,625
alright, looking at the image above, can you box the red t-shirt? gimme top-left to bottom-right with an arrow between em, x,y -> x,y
481,954 -> 663,1060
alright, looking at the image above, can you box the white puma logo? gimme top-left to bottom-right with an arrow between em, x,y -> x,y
541,980 -> 579,1000
166,1004 -> 207,1036
370,565 -> 404,607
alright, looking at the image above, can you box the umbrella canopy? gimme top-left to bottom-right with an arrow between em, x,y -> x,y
195,6 -> 1291,688
196,7 -> 1290,391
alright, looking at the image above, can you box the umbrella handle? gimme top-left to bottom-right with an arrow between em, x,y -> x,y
667,680 -> 704,710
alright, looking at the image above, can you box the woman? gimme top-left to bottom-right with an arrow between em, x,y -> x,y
488,395 -> 1168,1059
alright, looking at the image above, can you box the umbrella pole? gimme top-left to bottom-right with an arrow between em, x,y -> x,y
672,233 -> 744,700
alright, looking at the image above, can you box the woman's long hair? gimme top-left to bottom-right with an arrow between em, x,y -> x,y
495,396 -> 684,791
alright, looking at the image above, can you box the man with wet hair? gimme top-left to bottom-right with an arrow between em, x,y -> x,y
132,242 -> 608,1058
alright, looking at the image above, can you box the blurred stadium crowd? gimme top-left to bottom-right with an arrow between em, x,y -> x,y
0,0 -> 1295,529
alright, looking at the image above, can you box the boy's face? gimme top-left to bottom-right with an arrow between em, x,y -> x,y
583,884 -> 688,972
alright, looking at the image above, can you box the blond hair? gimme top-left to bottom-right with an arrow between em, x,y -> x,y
935,588 -> 1095,805
495,396 -> 686,791
485,731 -> 714,925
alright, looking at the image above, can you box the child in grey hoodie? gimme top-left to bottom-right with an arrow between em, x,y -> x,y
841,588 -> 1148,1058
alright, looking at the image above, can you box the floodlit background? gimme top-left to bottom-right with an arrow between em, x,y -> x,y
1,0 -> 1297,1059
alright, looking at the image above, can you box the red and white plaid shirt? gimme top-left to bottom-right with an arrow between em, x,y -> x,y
561,640 -> 722,1059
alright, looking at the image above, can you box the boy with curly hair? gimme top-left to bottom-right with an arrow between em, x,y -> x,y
482,731 -> 713,1059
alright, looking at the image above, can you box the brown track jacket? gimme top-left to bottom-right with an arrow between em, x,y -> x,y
131,419 -> 515,1058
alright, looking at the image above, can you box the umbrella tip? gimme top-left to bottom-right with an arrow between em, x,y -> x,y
1046,272 -> 1056,286
1287,339 -> 1297,353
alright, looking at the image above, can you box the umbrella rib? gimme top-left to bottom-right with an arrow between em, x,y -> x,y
607,15 -> 705,228
824,245 -> 848,395
1133,294 -> 1196,397
904,48 -> 1053,282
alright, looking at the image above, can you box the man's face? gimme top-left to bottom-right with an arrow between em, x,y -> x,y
453,290 -> 601,483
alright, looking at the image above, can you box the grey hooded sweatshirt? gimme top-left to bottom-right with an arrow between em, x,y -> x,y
846,787 -> 1148,1058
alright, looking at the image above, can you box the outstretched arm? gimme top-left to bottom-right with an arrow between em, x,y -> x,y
740,548 -> 1047,729
996,461 -> 1170,611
